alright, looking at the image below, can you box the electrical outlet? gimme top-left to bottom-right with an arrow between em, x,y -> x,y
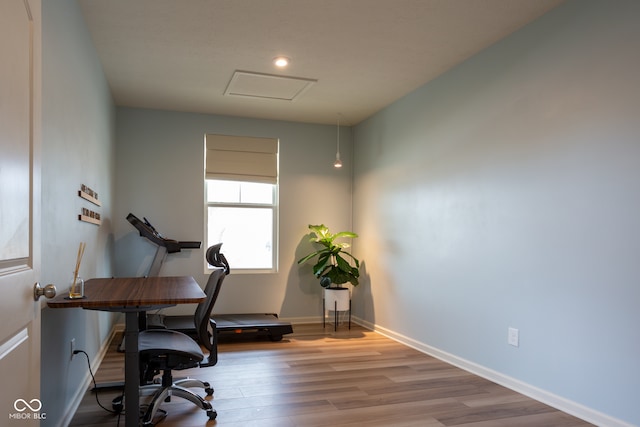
70,338 -> 76,359
508,327 -> 519,347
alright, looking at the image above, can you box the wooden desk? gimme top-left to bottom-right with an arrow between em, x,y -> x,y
48,276 -> 205,427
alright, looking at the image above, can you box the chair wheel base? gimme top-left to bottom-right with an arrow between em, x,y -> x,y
205,387 -> 214,395
207,409 -> 217,420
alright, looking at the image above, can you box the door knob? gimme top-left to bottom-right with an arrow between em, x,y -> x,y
34,282 -> 57,301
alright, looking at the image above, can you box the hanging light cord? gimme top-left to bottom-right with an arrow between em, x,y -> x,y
337,115 -> 340,156
334,114 -> 343,168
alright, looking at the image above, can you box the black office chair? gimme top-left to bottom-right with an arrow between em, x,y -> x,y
147,243 -> 229,336
137,256 -> 226,425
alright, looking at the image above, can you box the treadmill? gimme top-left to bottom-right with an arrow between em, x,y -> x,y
128,213 -> 293,341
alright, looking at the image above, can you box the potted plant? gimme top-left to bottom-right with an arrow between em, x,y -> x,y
297,224 -> 360,288
297,224 -> 360,320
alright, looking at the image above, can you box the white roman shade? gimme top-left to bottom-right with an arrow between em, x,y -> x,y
205,134 -> 278,184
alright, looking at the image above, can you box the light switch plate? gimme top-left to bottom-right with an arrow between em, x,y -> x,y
508,327 -> 519,347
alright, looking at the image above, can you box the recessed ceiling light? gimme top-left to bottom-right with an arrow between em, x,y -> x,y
273,56 -> 290,68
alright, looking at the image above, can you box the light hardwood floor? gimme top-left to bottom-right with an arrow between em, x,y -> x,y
70,323 -> 593,427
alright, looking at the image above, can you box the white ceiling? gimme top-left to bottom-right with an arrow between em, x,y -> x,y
78,0 -> 564,125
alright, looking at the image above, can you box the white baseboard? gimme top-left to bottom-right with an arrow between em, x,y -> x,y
58,323 -> 124,427
352,317 -> 634,427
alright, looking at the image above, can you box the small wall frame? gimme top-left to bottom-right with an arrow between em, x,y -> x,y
78,184 -> 102,225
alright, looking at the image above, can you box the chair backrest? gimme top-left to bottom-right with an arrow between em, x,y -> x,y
193,244 -> 230,366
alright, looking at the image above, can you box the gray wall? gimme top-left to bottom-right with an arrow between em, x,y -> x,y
114,107 -> 353,319
352,1 -> 640,425
40,1 -> 116,425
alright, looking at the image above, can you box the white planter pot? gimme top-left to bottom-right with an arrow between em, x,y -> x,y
324,287 -> 350,311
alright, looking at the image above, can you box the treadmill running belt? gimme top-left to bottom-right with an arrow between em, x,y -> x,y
212,313 -> 293,341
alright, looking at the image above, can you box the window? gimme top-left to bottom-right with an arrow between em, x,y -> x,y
206,180 -> 277,271
204,134 -> 279,272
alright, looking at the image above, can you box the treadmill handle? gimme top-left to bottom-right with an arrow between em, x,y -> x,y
179,241 -> 202,249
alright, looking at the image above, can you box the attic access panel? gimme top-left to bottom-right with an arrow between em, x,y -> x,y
224,70 -> 317,101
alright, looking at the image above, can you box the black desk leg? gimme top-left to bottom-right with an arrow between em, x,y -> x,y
124,312 -> 140,427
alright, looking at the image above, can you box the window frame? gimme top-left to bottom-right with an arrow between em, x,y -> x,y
204,179 -> 279,274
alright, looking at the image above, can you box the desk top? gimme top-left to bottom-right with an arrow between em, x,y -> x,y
47,276 -> 205,309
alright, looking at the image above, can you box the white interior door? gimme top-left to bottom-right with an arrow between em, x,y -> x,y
0,0 -> 43,424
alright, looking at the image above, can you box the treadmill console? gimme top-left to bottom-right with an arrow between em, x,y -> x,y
127,213 -> 201,253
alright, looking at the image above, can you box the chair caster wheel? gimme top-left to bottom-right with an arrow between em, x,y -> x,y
202,381 -> 214,395
111,396 -> 123,414
207,409 -> 217,420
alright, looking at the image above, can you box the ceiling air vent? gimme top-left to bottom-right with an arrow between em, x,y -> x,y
224,70 -> 317,101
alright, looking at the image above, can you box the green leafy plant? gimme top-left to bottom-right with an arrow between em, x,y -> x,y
297,224 -> 360,288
